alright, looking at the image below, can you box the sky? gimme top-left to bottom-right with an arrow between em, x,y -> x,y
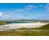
0,3 -> 49,20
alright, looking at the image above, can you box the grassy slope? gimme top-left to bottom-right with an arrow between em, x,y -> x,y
0,21 -> 6,25
39,24 -> 49,29
0,24 -> 49,36
0,31 -> 49,36
0,20 -> 49,36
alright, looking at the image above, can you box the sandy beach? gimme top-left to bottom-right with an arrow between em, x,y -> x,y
2,22 -> 48,29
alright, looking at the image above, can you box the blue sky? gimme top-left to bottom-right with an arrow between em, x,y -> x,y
0,3 -> 49,20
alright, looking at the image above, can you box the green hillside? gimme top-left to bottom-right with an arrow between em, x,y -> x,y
0,21 -> 6,25
39,24 -> 49,29
0,20 -> 49,36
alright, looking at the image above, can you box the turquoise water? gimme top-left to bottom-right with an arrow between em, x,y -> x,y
7,22 -> 32,24
11,22 -> 33,24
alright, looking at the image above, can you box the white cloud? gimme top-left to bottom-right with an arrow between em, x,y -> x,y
26,5 -> 33,10
15,5 -> 34,12
12,17 -> 16,19
16,9 -> 24,12
44,3 -> 49,13
25,5 -> 43,10
15,5 -> 38,12
0,12 -> 12,19
0,12 -> 3,17
15,4 -> 44,13
3,15 -> 12,19
27,5 -> 33,8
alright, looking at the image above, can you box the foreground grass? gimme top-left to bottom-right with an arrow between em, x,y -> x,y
0,22 -> 49,36
0,29 -> 49,36
0,25 -> 49,36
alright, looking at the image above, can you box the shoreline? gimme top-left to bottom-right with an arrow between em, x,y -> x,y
0,22 -> 48,31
